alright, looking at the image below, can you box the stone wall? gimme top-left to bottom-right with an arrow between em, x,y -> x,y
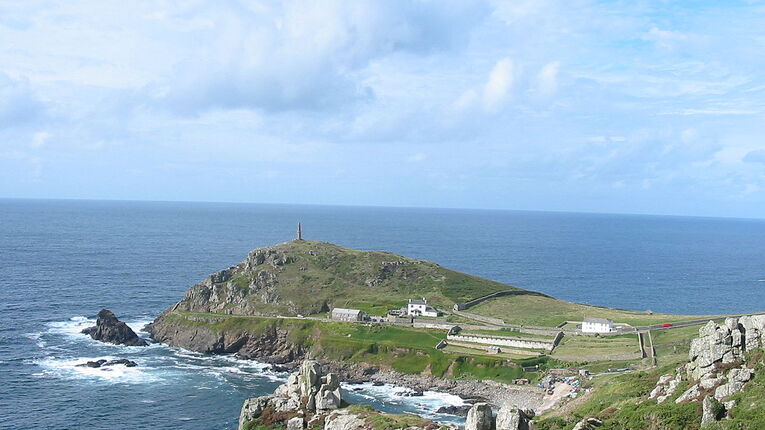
447,334 -> 554,352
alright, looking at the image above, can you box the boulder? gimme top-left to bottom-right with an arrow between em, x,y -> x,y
701,396 -> 725,427
81,309 -> 147,347
465,403 -> 494,430
571,417 -> 603,430
495,405 -> 535,430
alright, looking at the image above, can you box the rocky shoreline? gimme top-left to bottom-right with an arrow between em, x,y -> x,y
316,360 -> 544,410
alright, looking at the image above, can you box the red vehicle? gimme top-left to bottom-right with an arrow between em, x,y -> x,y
662,323 -> 673,328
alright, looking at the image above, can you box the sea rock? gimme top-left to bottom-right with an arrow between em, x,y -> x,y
465,403 -> 493,430
75,358 -> 138,369
436,405 -> 473,416
81,309 -> 147,347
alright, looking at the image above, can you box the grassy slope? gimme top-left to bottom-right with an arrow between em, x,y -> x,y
469,294 -> 711,327
220,240 -> 516,316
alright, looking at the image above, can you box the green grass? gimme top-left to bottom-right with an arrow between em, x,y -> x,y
552,334 -> 642,359
163,311 -> 565,383
470,294 -> 714,327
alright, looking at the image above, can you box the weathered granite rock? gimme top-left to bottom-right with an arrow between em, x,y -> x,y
701,396 -> 717,427
652,371 -> 683,403
495,405 -> 535,430
465,403 -> 494,430
81,309 -> 147,347
714,367 -> 753,401
675,383 -> 702,403
687,319 -> 743,381
571,417 -> 602,430
286,416 -> 304,430
323,411 -> 365,430
738,315 -> 765,351
238,360 -> 346,429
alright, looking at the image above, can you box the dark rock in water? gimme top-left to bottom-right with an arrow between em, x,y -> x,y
104,359 -> 138,367
76,358 -> 137,368
81,309 -> 148,347
372,381 -> 385,386
436,405 -> 472,416
77,359 -> 107,368
396,390 -> 424,397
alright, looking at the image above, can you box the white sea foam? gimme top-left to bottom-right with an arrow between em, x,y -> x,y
45,316 -> 95,339
34,356 -> 162,384
343,381 -> 465,420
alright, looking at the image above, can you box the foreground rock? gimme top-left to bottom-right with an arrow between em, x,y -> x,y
464,402 -> 535,430
238,360 -> 443,430
646,315 -> 765,427
82,309 -> 147,347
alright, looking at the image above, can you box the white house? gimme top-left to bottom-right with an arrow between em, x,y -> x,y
331,308 -> 365,322
407,298 -> 439,317
582,317 -> 615,334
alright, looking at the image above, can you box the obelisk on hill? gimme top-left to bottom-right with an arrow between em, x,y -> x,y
296,223 -> 303,240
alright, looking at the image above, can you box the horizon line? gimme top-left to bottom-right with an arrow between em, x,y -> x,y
2,196 -> 764,223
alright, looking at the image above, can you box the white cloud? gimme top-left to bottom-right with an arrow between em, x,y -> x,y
30,131 -> 50,149
533,61 -> 560,99
482,57 -> 515,112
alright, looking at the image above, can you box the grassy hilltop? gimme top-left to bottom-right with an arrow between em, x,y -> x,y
173,239 -> 518,316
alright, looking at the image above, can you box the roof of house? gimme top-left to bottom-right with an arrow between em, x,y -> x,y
408,299 -> 427,305
332,308 -> 363,316
584,317 -> 613,325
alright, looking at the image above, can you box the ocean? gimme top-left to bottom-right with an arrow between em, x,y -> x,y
2,199 -> 764,429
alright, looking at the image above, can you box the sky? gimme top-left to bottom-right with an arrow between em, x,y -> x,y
1,0 -> 765,218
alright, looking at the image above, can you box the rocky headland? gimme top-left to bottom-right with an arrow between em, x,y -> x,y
82,309 -> 147,347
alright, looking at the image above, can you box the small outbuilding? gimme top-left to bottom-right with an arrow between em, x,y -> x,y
582,317 -> 615,334
331,308 -> 365,322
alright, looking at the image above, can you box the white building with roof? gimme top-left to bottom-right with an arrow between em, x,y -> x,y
582,317 -> 615,334
331,308 -> 365,322
406,298 -> 439,317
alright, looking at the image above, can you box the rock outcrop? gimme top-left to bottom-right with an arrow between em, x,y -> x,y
81,309 -> 147,346
647,315 -> 765,427
238,360 -> 443,430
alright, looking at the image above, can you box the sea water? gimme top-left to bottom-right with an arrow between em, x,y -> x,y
2,199 -> 765,429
